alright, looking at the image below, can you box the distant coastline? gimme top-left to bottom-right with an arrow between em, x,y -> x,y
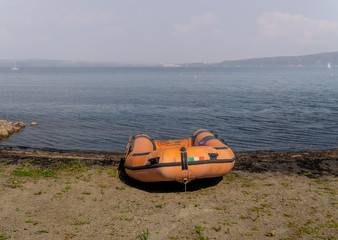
1,51 -> 337,68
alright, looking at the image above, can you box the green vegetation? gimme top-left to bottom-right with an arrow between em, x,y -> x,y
73,221 -> 90,226
11,169 -> 56,178
26,220 -> 39,225
10,163 -> 57,179
137,228 -> 149,240
194,225 -> 205,234
0,234 -> 10,240
214,205 -> 227,211
265,231 -> 275,237
211,226 -> 221,232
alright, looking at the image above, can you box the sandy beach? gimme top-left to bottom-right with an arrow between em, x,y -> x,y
0,148 -> 337,239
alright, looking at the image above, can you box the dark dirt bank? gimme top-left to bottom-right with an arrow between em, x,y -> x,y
1,148 -> 337,177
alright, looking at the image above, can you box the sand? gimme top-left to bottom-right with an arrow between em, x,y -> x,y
0,149 -> 337,240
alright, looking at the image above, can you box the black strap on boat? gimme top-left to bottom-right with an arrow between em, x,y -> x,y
192,130 -> 210,139
199,135 -> 216,146
150,139 -> 157,150
214,146 -> 228,150
148,157 -> 160,165
188,158 -> 235,165
124,157 -> 236,170
134,135 -> 151,140
133,135 -> 156,150
133,152 -> 151,156
208,153 -> 219,160
180,147 -> 188,170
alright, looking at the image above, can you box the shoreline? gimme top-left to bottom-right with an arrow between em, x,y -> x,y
1,148 -> 337,177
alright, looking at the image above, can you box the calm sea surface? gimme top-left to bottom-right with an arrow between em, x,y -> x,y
0,67 -> 337,152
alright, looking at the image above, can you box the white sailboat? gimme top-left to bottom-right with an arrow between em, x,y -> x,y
11,61 -> 19,70
328,62 -> 331,69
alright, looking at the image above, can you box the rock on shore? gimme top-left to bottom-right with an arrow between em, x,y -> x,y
0,120 -> 26,139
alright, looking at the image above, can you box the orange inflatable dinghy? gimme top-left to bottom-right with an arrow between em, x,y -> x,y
123,129 -> 235,183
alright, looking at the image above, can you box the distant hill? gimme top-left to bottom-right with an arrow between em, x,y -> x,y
216,51 -> 338,67
1,51 -> 337,67
180,52 -> 338,67
0,59 -> 158,68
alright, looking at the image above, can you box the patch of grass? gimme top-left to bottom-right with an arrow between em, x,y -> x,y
73,221 -> 90,226
247,206 -> 261,222
211,226 -> 221,232
11,170 -> 35,177
324,219 -> 337,228
116,186 -> 125,190
81,191 -> 91,195
11,168 -> 56,178
242,182 -> 255,187
313,179 -> 324,184
225,172 -> 236,181
0,234 -> 10,240
265,231 -> 275,237
287,197 -> 302,201
120,216 -> 134,221
54,161 -> 85,172
194,225 -> 205,234
22,162 -> 32,167
62,185 -> 71,192
294,226 -> 321,238
40,169 -> 56,177
192,228 -> 210,240
34,190 -> 43,195
76,174 -> 83,179
288,222 -> 297,228
107,168 -> 118,178
281,182 -> 289,186
26,220 -> 39,225
137,228 -> 149,240
311,206 -> 318,214
245,232 -> 253,236
214,206 -> 227,211
11,179 -> 25,189
37,230 -> 49,234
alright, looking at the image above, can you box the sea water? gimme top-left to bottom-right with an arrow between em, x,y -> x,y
0,67 -> 337,152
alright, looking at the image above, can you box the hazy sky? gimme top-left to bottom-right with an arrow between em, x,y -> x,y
1,0 -> 338,63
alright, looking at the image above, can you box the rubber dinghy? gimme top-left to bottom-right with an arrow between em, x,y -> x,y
123,129 -> 235,183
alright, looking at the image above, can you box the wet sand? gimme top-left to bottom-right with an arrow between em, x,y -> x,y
0,149 -> 337,239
